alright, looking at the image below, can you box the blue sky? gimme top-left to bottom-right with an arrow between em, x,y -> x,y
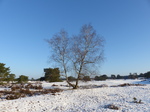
0,0 -> 150,79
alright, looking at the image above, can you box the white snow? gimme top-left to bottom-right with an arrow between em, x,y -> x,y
0,79 -> 150,112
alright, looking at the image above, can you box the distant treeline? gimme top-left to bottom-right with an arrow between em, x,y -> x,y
38,70 -> 150,82
60,71 -> 150,81
1,62 -> 149,83
94,71 -> 150,81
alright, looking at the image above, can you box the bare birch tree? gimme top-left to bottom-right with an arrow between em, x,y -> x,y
47,24 -> 104,89
46,30 -> 75,87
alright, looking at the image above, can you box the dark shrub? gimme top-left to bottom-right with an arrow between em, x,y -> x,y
68,76 -> 76,81
106,104 -> 120,110
83,76 -> 91,81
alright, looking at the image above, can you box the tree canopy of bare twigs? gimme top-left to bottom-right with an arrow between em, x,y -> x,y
46,24 -> 104,89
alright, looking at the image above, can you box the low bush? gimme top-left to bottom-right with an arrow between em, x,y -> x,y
11,86 -> 21,91
0,83 -> 63,100
118,83 -> 145,87
42,88 -> 63,94
20,89 -> 33,96
25,83 -> 43,89
105,104 -> 120,110
133,97 -> 143,104
82,76 -> 91,82
52,84 -> 58,86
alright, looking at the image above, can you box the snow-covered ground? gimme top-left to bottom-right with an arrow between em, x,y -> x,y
0,79 -> 150,112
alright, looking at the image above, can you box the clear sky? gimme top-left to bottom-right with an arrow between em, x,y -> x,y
0,0 -> 150,79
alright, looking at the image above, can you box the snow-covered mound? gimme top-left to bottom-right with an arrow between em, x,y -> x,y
0,79 -> 150,112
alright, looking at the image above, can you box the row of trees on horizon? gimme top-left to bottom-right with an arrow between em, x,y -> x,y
39,67 -> 150,82
1,62 -> 150,84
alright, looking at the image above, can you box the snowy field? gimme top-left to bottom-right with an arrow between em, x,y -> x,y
0,79 -> 150,112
